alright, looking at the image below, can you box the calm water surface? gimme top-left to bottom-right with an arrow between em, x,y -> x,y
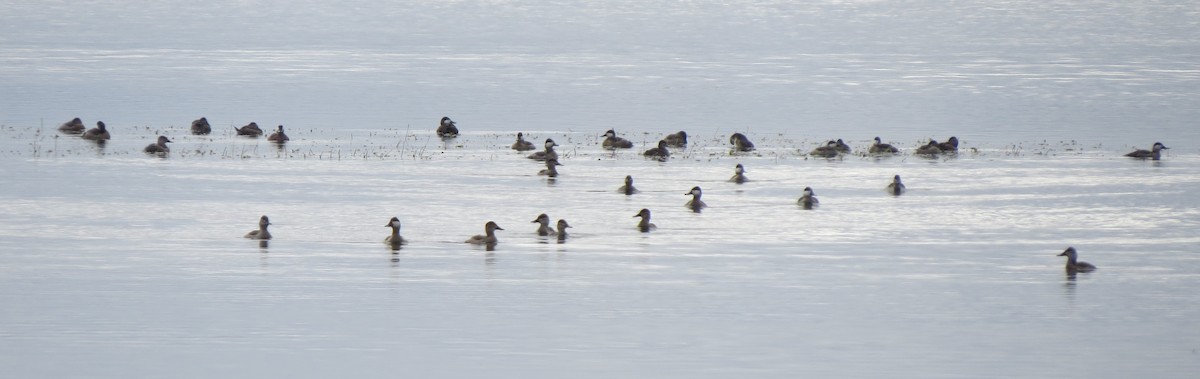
2,0 -> 1199,378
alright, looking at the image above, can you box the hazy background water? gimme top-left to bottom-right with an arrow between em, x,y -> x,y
2,1 -> 1200,378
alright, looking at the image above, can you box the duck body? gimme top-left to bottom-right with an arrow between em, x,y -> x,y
643,140 -> 670,161
937,136 -> 959,152
1058,247 -> 1096,273
869,136 -> 899,154
436,117 -> 459,138
81,121 -> 111,140
915,140 -> 943,155
538,158 -> 561,177
887,175 -> 906,195
191,117 -> 211,135
618,175 -> 639,195
512,132 -> 536,151
809,141 -> 841,158
245,215 -> 273,240
730,133 -> 755,152
466,221 -> 503,244
144,136 -> 172,154
235,122 -> 264,137
602,129 -> 634,149
267,125 -> 289,142
663,131 -> 688,147
1125,142 -> 1169,160
59,117 -> 85,133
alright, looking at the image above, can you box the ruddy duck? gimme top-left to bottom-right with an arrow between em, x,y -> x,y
556,219 -> 571,239
730,164 -> 748,184
528,138 -> 559,161
869,136 -> 900,154
81,121 -> 111,140
685,186 -> 707,212
915,140 -> 943,155
602,129 -> 634,149
1057,247 -> 1096,273
191,117 -> 211,135
143,136 -> 172,154
618,175 -> 639,195
245,215 -> 272,240
643,140 -> 670,161
58,117 -> 85,134
532,213 -> 556,236
267,125 -> 289,142
810,141 -> 840,158
634,208 -> 656,232
937,136 -> 959,152
235,122 -> 263,137
384,217 -> 407,245
887,175 -> 906,195
512,132 -> 535,151
797,187 -> 819,209
465,221 -> 503,244
1124,142 -> 1169,160
663,131 -> 688,147
436,117 -> 458,138
730,133 -> 755,152
538,158 -> 562,177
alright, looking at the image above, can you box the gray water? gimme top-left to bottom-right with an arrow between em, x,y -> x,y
3,1 -> 1200,378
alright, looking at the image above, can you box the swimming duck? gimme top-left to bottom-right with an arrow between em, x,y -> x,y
643,140 -> 670,161
267,125 -> 289,143
81,121 -> 111,140
527,138 -> 559,161
634,209 -> 657,232
887,174 -> 906,195
915,140 -> 943,155
384,217 -> 407,245
531,213 -> 556,236
244,215 -> 272,240
685,186 -> 707,211
556,219 -> 571,239
538,158 -> 562,177
809,141 -> 841,158
190,117 -> 211,135
937,136 -> 959,152
58,117 -> 85,134
835,139 -> 851,153
436,117 -> 458,138
797,187 -> 819,209
465,221 -> 503,244
602,129 -> 634,149
1124,142 -> 1169,160
730,163 -> 748,184
1057,247 -> 1096,273
730,133 -> 755,152
663,131 -> 688,147
618,175 -> 639,195
143,136 -> 172,154
512,132 -> 536,151
235,122 -> 263,137
869,136 -> 900,154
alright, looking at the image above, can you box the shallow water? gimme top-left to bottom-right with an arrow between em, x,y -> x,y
3,0 -> 1200,377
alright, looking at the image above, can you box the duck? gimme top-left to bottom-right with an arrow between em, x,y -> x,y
531,213 -> 556,236
465,221 -> 503,244
915,140 -> 943,155
58,117 -> 85,134
235,122 -> 263,137
556,219 -> 571,240
384,217 -> 407,245
527,138 -> 559,161
244,215 -> 272,240
143,136 -> 172,154
663,131 -> 688,147
436,116 -> 458,138
1057,247 -> 1096,273
267,125 -> 289,143
869,136 -> 900,154
511,132 -> 536,151
685,186 -> 707,211
634,208 -> 657,232
81,121 -> 111,140
835,139 -> 851,153
730,133 -> 755,152
887,174 -> 906,195
538,158 -> 562,177
937,136 -> 959,152
602,129 -> 634,149
190,117 -> 211,135
1124,142 -> 1169,160
643,140 -> 670,161
618,175 -> 639,195
730,163 -> 748,184
797,186 -> 819,209
809,141 -> 841,158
